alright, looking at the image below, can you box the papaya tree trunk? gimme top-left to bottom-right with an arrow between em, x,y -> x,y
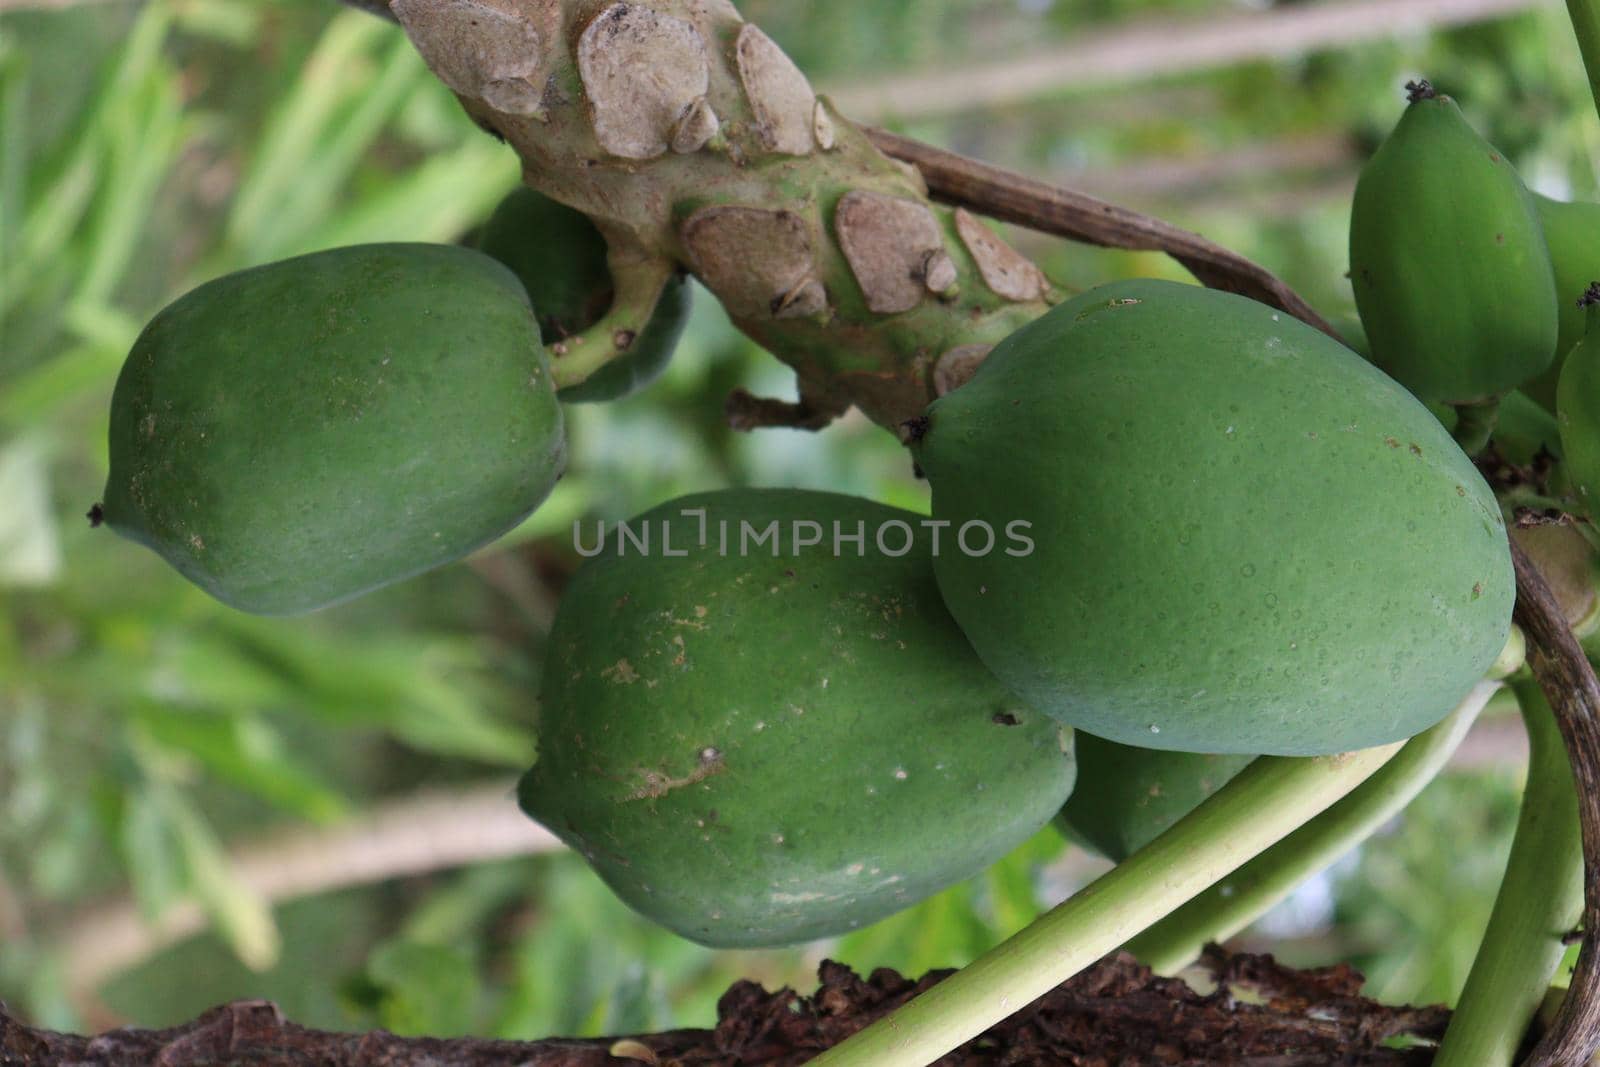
373,0 -> 1333,433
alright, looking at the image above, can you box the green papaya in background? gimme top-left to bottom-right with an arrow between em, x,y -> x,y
914,278 -> 1513,756
100,243 -> 564,615
475,186 -> 691,403
1559,288 -> 1600,520
518,489 -> 1076,947
1523,195 -> 1600,411
1349,83 -> 1557,405
1056,735 -> 1253,862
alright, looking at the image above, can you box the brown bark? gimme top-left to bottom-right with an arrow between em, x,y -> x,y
0,950 -> 1448,1066
1511,541 -> 1600,1067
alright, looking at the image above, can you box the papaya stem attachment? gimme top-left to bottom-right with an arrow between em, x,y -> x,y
1124,681 -> 1498,975
805,741 -> 1405,1067
1453,398 -> 1501,457
1433,680 -> 1584,1067
1568,0 -> 1600,126
547,251 -> 678,390
1510,539 -> 1600,1067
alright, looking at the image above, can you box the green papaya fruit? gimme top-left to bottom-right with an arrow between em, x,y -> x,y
475,186 -> 691,403
101,243 -> 564,615
1056,735 -> 1253,862
1558,288 -> 1600,519
1523,195 -> 1600,411
518,489 -> 1076,947
914,278 -> 1514,756
1349,83 -> 1558,404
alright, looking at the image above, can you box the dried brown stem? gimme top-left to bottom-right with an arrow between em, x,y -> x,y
1511,539 -> 1600,1067
723,386 -> 848,431
864,126 -> 1341,340
0,951 -> 1446,1066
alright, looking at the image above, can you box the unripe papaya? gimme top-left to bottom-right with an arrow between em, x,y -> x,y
914,278 -> 1513,756
1056,735 -> 1253,862
1349,83 -> 1558,404
1558,287 -> 1600,519
101,243 -> 564,615
518,489 -> 1076,947
475,186 -> 690,403
1524,195 -> 1600,410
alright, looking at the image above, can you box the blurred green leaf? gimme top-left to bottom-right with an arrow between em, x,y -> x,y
364,939 -> 481,1037
225,12 -> 394,260
132,709 -> 349,823
162,786 -> 280,971
119,783 -> 185,923
0,438 -> 62,586
601,963 -> 664,1036
74,65 -> 187,307
307,140 -> 518,252
4,2 -> 172,305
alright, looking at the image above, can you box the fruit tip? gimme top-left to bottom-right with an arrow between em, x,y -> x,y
899,415 -> 930,445
1404,78 -> 1437,104
1580,282 -> 1600,309
87,503 -> 104,528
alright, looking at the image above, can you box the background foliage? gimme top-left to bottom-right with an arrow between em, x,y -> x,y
1,0 -> 1596,1040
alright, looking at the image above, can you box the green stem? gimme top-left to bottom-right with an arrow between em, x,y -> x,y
547,253 -> 675,389
806,741 -> 1405,1067
1492,625 -> 1529,680
1432,680 -> 1586,1067
1124,681 -> 1500,975
1569,0 -> 1600,125
1454,398 -> 1501,458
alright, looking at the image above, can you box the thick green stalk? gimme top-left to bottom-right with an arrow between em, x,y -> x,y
806,741 -> 1404,1067
1432,680 -> 1585,1067
1124,681 -> 1500,975
1570,0 -> 1600,124
1453,399 -> 1501,458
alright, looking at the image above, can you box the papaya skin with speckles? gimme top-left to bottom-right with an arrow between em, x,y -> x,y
914,279 -> 1514,756
518,489 -> 1076,947
101,243 -> 565,615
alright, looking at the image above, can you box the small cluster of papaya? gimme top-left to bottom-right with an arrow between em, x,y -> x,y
104,78 -> 1600,947
517,275 -> 1517,944
1349,80 -> 1600,493
1347,78 -> 1600,656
